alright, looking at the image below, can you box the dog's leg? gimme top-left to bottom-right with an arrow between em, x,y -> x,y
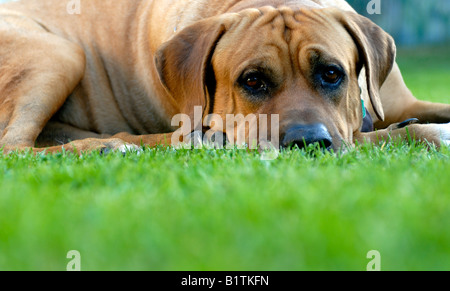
355,122 -> 450,148
3,121 -> 177,154
2,132 -> 176,155
111,132 -> 175,147
35,121 -> 113,147
0,27 -> 86,149
398,100 -> 450,125
375,63 -> 450,128
29,132 -> 175,155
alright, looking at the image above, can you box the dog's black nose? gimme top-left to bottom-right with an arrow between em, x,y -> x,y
281,123 -> 333,149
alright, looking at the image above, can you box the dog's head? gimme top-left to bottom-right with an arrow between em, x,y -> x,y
155,6 -> 395,150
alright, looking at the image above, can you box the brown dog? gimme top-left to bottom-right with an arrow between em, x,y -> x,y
0,0 -> 449,154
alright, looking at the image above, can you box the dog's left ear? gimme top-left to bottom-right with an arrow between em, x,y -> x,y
155,14 -> 239,121
333,10 -> 396,122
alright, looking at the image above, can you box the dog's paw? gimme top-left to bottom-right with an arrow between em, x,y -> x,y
118,143 -> 142,154
100,139 -> 142,156
388,118 -> 420,130
183,131 -> 204,148
392,122 -> 450,148
64,138 -> 141,155
436,123 -> 450,147
182,130 -> 228,149
419,123 -> 450,148
202,130 -> 228,149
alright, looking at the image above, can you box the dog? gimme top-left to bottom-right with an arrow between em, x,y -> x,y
0,0 -> 449,154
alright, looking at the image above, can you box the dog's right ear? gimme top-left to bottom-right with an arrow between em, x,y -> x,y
155,14 -> 239,122
333,10 -> 396,122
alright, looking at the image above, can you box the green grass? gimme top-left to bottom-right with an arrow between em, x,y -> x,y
1,46 -> 450,271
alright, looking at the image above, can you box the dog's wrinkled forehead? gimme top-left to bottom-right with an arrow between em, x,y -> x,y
214,6 -> 357,76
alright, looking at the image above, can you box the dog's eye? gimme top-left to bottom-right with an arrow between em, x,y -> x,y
244,75 -> 267,92
246,77 -> 263,88
240,72 -> 269,95
323,70 -> 340,83
320,66 -> 344,87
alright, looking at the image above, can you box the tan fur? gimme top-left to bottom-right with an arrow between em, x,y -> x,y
0,0 -> 449,154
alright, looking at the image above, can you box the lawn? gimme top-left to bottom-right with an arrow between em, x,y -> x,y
0,46 -> 449,271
